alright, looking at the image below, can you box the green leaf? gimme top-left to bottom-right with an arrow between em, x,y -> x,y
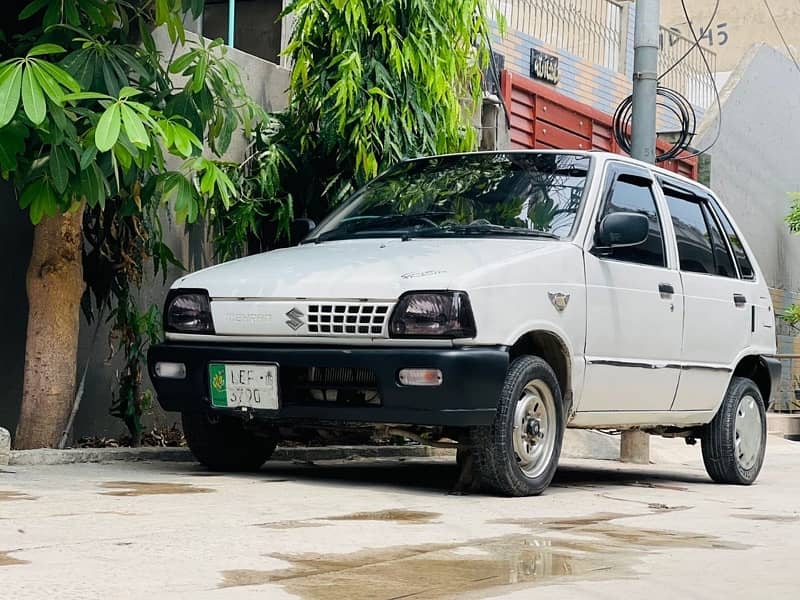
199,164 -> 217,195
49,145 -> 72,194
62,91 -> 109,102
0,121 -> 27,171
120,104 -> 150,148
169,50 -> 197,74
0,65 -> 23,127
21,65 -> 46,124
30,63 -> 64,104
118,86 -> 141,99
19,179 -> 59,225
95,103 -> 121,152
37,61 -> 80,94
19,0 -> 49,20
27,44 -> 67,58
79,145 -> 97,170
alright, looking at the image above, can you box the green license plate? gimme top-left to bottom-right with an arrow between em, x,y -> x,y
208,363 -> 279,409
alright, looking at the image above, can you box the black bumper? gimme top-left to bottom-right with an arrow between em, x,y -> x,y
147,342 -> 509,426
763,356 -> 782,410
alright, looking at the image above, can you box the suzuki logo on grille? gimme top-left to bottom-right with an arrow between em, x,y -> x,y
285,307 -> 305,330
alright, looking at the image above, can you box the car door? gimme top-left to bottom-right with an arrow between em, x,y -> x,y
580,163 -> 683,413
660,179 -> 752,411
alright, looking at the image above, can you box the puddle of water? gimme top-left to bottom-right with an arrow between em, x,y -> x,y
325,510 -> 440,524
100,481 -> 213,496
220,538 -> 596,598
220,513 -> 748,598
0,491 -> 36,502
0,551 -> 29,567
733,513 -> 800,523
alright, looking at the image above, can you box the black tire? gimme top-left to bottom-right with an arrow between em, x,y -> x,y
182,411 -> 278,472
471,356 -> 564,497
701,377 -> 766,485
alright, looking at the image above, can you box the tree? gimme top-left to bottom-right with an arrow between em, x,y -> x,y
1,0 -> 260,448
209,0 -> 494,258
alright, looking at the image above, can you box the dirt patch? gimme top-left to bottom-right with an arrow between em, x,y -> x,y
733,513 -> 800,523
254,521 -> 329,530
0,491 -> 37,502
219,512 -> 748,597
0,551 -> 29,567
100,481 -> 213,497
325,509 -> 440,524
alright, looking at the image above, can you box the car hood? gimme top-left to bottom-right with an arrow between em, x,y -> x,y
173,237 -> 565,299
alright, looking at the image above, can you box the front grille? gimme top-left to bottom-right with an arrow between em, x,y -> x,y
307,302 -> 392,336
308,367 -> 377,387
281,366 -> 381,406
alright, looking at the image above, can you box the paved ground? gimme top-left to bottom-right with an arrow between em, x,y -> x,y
1,435 -> 799,600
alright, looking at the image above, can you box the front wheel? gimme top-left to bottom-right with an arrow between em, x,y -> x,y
701,377 -> 766,485
182,410 -> 278,472
471,356 -> 564,497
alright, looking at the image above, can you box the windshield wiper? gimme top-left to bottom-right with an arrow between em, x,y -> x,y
412,224 -> 560,240
308,211 -> 454,244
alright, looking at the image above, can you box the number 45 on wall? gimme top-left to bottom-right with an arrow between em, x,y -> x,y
697,22 -> 729,47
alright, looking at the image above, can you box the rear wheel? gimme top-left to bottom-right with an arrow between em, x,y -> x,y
701,377 -> 766,485
472,356 -> 564,496
182,410 -> 278,472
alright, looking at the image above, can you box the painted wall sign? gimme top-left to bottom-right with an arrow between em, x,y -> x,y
529,48 -> 559,85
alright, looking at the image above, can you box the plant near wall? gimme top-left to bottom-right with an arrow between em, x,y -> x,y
208,0 -> 495,258
784,192 -> 800,327
1,0 -> 262,448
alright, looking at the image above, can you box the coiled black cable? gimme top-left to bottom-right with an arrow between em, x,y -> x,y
612,86 -> 696,163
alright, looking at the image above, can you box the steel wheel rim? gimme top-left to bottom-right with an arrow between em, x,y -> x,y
513,379 -> 557,478
735,394 -> 762,471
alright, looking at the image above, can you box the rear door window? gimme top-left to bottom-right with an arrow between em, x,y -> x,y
709,200 -> 756,279
664,193 -> 715,274
701,203 -> 737,278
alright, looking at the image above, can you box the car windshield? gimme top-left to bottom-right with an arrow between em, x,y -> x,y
306,152 -> 591,243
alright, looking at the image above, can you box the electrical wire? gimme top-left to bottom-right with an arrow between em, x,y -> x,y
659,0 -> 719,82
612,87 -> 695,162
672,0 -> 722,160
763,0 -> 800,75
612,0 -> 723,162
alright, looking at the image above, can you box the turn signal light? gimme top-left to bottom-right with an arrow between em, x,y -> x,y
398,368 -> 443,387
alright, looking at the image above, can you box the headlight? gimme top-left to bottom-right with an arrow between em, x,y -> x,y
389,291 -> 476,338
164,289 -> 215,334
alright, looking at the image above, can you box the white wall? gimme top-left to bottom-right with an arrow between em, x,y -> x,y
695,44 -> 800,293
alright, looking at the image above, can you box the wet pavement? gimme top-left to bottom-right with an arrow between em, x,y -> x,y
1,435 -> 799,599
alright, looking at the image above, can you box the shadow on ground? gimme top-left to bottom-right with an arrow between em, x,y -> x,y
170,456 -> 712,496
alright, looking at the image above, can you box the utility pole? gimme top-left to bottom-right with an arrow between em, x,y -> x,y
621,0 -> 660,464
630,0 -> 660,164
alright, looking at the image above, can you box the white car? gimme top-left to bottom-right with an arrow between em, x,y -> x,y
148,151 -> 780,496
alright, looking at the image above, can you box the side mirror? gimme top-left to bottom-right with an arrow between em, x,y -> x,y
595,212 -> 649,248
291,218 -> 316,243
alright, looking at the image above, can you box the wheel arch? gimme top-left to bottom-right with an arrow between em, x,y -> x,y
509,330 -> 573,414
731,355 -> 774,410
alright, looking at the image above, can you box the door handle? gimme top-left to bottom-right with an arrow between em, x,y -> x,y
733,293 -> 747,307
658,283 -> 675,295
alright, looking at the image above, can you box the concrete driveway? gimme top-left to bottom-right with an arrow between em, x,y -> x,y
2,435 -> 799,599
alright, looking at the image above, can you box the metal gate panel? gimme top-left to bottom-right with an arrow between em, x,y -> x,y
500,70 -> 698,180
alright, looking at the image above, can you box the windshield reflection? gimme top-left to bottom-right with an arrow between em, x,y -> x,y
308,153 -> 591,243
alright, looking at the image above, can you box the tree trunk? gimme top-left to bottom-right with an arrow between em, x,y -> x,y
15,206 -> 85,449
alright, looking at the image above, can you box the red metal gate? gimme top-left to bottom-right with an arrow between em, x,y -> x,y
500,70 -> 698,180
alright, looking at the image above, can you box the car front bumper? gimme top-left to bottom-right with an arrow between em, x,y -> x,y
147,342 -> 509,427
